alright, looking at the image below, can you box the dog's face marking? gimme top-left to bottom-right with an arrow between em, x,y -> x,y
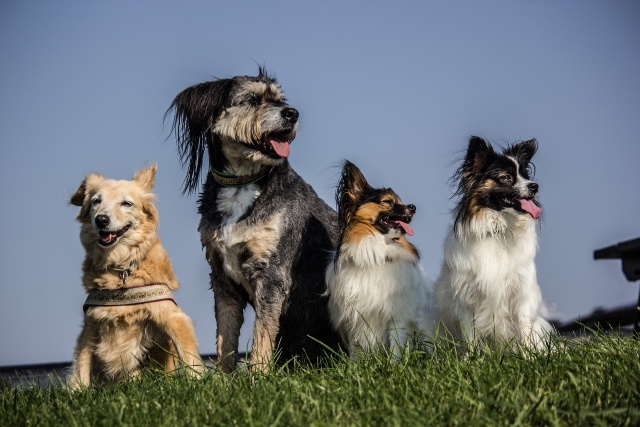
335,161 -> 419,262
454,136 -> 541,232
351,192 -> 416,240
337,161 -> 416,241
71,165 -> 158,251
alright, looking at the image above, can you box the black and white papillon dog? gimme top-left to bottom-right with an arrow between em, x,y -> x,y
434,136 -> 554,350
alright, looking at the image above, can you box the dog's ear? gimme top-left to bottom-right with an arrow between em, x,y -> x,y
70,173 -> 104,220
133,164 -> 157,192
506,139 -> 538,166
70,173 -> 104,206
70,182 -> 87,207
466,136 -> 493,173
166,78 -> 235,195
339,160 -> 372,203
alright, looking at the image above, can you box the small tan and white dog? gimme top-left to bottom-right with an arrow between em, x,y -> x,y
68,164 -> 203,388
326,161 -> 434,358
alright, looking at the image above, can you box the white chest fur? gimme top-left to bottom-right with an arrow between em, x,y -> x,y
326,233 -> 427,353
201,184 -> 282,301
436,209 -> 549,345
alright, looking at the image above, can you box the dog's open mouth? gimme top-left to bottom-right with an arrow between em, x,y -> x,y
506,198 -> 542,220
260,131 -> 294,159
379,215 -> 414,236
97,224 -> 131,247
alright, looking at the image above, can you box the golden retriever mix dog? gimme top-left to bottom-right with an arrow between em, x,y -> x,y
68,164 -> 203,388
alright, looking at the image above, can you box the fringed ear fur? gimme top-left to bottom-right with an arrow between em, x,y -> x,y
466,136 -> 493,174
166,78 -> 235,195
507,139 -> 538,166
133,164 -> 157,192
70,182 -> 88,207
336,160 -> 373,231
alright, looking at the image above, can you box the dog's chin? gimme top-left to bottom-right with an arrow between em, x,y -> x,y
96,224 -> 131,247
500,197 -> 541,219
251,129 -> 297,158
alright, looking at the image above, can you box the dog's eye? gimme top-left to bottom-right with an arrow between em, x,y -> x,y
381,199 -> 394,207
498,174 -> 513,184
121,201 -> 134,208
91,198 -> 101,205
248,94 -> 261,106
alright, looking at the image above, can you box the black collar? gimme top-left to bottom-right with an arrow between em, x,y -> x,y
210,166 -> 268,187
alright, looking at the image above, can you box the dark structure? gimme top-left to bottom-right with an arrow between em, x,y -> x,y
594,237 -> 640,334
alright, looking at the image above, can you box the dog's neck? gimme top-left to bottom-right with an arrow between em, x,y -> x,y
83,234 -> 158,289
105,259 -> 138,285
210,166 -> 267,187
454,208 -> 537,242
208,138 -> 282,187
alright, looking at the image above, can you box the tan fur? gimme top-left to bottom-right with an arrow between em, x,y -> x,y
214,81 -> 285,150
68,165 -> 203,389
348,198 -> 419,259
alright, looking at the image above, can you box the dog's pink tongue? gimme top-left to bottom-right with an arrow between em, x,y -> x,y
519,199 -> 542,220
99,232 -> 116,244
398,221 -> 414,236
270,140 -> 290,158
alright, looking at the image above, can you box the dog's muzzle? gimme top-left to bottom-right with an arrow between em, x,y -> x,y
94,215 -> 131,247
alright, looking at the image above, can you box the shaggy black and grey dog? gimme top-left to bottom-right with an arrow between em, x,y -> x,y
166,68 -> 340,372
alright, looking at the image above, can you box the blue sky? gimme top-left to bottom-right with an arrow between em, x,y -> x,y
1,1 -> 639,365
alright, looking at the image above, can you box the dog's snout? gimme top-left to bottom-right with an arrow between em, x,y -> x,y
281,107 -> 299,124
95,215 -> 110,229
527,182 -> 539,194
407,204 -> 416,214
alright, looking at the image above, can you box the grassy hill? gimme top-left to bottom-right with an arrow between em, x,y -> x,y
2,333 -> 639,426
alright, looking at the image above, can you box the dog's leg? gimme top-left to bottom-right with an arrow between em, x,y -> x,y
69,322 -> 95,390
520,316 -> 553,350
212,279 -> 247,373
156,308 -> 204,376
250,284 -> 285,373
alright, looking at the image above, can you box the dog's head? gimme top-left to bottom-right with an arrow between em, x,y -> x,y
70,165 -> 159,251
337,161 -> 416,240
167,67 -> 299,194
453,136 -> 541,230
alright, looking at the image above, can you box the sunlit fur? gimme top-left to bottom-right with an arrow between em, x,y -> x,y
68,165 -> 203,388
434,137 -> 554,350
326,161 -> 434,358
166,69 -> 340,373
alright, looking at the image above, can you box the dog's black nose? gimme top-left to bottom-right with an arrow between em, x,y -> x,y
95,215 -> 110,228
281,107 -> 299,124
528,183 -> 539,194
407,204 -> 416,214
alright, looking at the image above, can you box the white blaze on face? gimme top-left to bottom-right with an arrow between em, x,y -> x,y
508,157 -> 542,220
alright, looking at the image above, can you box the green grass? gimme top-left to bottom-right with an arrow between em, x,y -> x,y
2,333 -> 639,426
